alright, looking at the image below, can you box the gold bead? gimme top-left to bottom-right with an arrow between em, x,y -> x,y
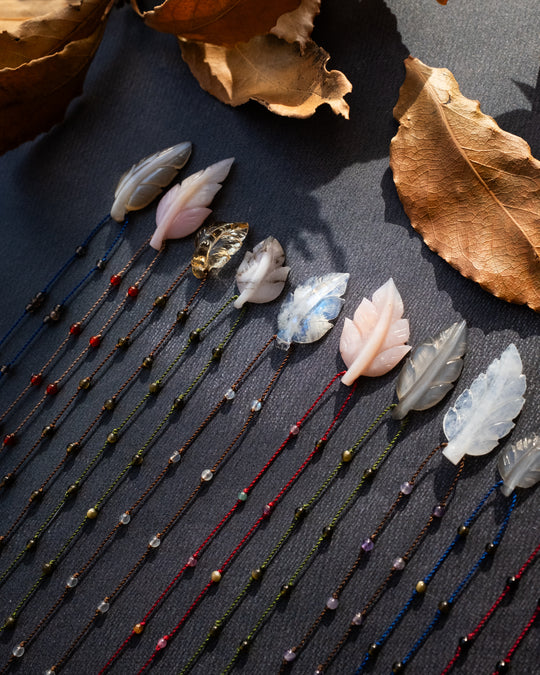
211,570 -> 222,583
107,431 -> 118,444
342,449 -> 353,462
87,507 -> 98,519
416,580 -> 427,594
79,377 -> 92,390
133,623 -> 144,634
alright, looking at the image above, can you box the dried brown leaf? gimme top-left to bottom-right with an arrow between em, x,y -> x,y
179,34 -> 351,119
270,0 -> 320,50
0,17 -> 107,154
0,0 -> 110,68
143,0 -> 302,46
390,56 -> 540,312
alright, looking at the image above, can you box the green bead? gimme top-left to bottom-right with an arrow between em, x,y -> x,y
238,491 -> 248,502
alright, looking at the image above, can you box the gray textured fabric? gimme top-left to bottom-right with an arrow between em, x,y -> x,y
0,2 -> 538,674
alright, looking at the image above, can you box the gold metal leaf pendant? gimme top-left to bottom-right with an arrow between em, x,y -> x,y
191,222 -> 249,278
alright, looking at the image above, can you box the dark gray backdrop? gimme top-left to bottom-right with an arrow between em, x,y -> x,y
0,1 -> 538,674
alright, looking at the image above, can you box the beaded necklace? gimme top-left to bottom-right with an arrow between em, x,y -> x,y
99,372 -> 357,674
441,541 -> 540,675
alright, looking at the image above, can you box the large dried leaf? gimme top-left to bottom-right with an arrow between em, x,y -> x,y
180,35 -> 352,119
270,0 -> 320,50
0,18 -> 107,154
0,0 -> 110,68
143,0 -> 302,45
390,56 -> 540,312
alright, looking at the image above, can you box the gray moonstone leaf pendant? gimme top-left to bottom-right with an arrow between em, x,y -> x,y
191,222 -> 249,279
276,272 -> 349,350
110,142 -> 192,222
442,343 -> 526,465
392,320 -> 467,420
498,433 -> 540,496
234,237 -> 290,309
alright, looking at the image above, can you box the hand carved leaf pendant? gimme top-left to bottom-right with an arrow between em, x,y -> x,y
234,237 -> 290,308
191,222 -> 249,279
498,434 -> 540,496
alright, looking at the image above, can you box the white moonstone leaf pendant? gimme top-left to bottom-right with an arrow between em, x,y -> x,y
234,237 -> 290,309
276,273 -> 350,350
340,278 -> 410,386
110,142 -> 192,222
442,344 -> 526,465
150,158 -> 235,250
498,433 -> 540,496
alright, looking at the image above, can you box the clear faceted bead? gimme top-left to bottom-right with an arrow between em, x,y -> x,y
283,649 -> 296,662
400,481 -> 413,495
149,535 -> 161,548
119,512 -> 131,525
12,644 -> 24,658
250,399 -> 262,412
66,574 -> 79,588
187,555 -> 197,567
97,600 -> 110,613
392,557 -> 406,571
326,597 -> 339,610
45,670 -> 55,675
361,538 -> 374,552
201,469 -> 213,482
224,388 -> 236,400
170,450 -> 181,463
352,612 -> 363,626
157,637 -> 167,650
289,424 -> 300,436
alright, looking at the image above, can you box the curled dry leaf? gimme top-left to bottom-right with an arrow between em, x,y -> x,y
270,0 -> 321,51
390,56 -> 540,312
143,0 -> 302,46
0,0 -> 112,154
180,35 -> 351,119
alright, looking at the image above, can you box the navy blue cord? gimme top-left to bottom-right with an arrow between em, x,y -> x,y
398,492 -> 517,670
0,216 -> 128,379
354,479 -> 504,674
0,214 -> 111,352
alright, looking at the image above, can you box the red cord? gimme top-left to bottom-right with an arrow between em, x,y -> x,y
100,371 -> 353,674
440,541 -> 540,675
493,602 -> 540,673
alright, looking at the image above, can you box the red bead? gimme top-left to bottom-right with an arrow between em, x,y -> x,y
89,335 -> 101,348
110,274 -> 122,287
3,434 -> 16,447
70,322 -> 82,336
46,383 -> 58,396
127,285 -> 139,298
30,373 -> 42,386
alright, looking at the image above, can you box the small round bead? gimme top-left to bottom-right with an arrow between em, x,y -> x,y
132,453 -> 143,466
438,600 -> 451,614
238,490 -> 248,502
211,570 -> 222,583
96,259 -> 107,270
250,399 -> 262,412
263,504 -> 272,517
30,373 -> 43,386
485,542 -> 498,555
201,469 -> 213,482
41,424 -> 55,438
116,336 -> 130,350
42,314 -> 52,325
294,505 -> 308,520
400,481 -> 413,494
506,575 -> 519,589
251,567 -> 264,581
187,555 -> 197,568
172,395 -> 185,410
4,616 -> 16,629
224,387 -> 236,400
368,643 -> 380,657
142,356 -> 154,369
2,473 -> 15,486
79,377 -> 92,390
392,662 -> 404,673
46,383 -> 58,396
289,424 -> 300,436
153,295 -> 168,308
326,596 -> 339,610
3,433 -> 16,446
133,623 -> 144,634
459,636 -> 471,649
110,274 -> 122,286
69,322 -> 82,336
65,483 -> 79,498
0,536 -> 4,549
97,600 -> 110,613
361,538 -> 374,552
212,346 -> 224,360
169,450 -> 181,464
433,504 -> 446,518
148,381 -> 160,394
280,583 -> 293,597
26,538 -> 37,551
66,441 -> 81,455
283,649 -> 297,662
322,526 -> 334,539
66,574 -> 79,588
42,562 -> 54,575
87,507 -> 98,520
107,431 -> 119,444
342,449 -> 353,462
239,639 -> 250,652
315,438 -> 327,451
176,309 -> 189,322
30,489 -> 44,502
208,623 -> 221,638
103,398 -> 116,411
416,580 -> 427,594
392,557 -> 406,571
119,512 -> 131,525
49,305 -> 63,321
12,644 -> 24,658
45,669 -> 55,675
363,467 -> 376,480
149,535 -> 161,548
351,612 -> 363,626
127,285 -> 139,297
75,245 -> 87,257
495,660 -> 509,673
189,329 -> 202,343
89,335 -> 101,348
458,525 -> 469,537
156,637 -> 167,650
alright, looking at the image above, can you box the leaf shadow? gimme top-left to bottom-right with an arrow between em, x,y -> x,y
495,68 -> 540,158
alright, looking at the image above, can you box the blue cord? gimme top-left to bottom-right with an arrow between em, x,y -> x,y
354,479 -> 505,674
0,216 -> 128,379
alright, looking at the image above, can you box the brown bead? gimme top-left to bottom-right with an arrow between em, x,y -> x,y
133,623 -> 144,634
66,441 -> 81,455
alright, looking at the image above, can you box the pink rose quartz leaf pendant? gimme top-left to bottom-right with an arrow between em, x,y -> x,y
110,142 -> 192,222
191,221 -> 249,279
234,237 -> 290,309
340,278 -> 411,386
149,157 -> 235,250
